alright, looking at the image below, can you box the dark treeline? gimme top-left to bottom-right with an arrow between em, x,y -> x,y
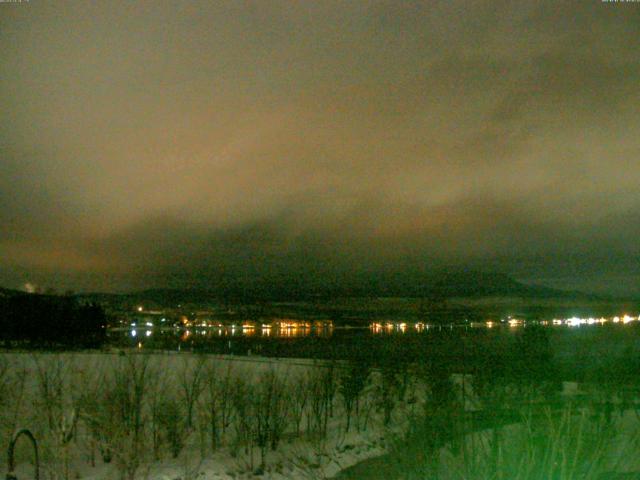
0,293 -> 107,348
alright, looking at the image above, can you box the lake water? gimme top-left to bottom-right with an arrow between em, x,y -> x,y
106,318 -> 640,372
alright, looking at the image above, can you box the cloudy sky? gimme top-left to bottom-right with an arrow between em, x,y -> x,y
1,1 -> 639,294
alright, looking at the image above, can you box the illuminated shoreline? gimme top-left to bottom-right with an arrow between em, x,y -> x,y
369,314 -> 640,334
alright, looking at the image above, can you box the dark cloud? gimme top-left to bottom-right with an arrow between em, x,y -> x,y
1,0 -> 639,294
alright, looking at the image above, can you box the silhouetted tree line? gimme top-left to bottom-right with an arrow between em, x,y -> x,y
0,294 -> 107,348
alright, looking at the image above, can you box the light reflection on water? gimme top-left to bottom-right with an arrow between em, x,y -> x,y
126,322 -> 334,341
114,314 -> 640,351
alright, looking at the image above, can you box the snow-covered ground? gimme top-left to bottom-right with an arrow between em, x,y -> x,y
3,351 -> 639,480
0,352 -> 416,480
434,409 -> 640,479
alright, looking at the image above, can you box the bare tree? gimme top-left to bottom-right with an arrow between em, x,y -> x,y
32,355 -> 79,480
230,375 -> 252,462
83,354 -> 153,480
290,374 -> 311,437
202,360 -> 236,453
178,355 -> 206,431
339,361 -> 370,432
157,394 -> 187,458
147,359 -> 169,461
0,357 -> 28,474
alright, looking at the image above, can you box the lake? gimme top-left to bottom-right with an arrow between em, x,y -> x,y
106,316 -> 640,376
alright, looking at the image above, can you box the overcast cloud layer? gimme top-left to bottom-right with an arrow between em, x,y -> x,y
1,1 -> 640,294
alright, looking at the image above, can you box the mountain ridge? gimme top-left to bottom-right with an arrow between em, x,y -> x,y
76,271 -> 605,304
1,271 -> 608,304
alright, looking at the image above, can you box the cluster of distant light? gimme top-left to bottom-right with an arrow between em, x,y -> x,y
539,314 -> 639,327
130,320 -> 333,340
130,329 -> 153,338
370,322 -> 427,334
483,314 -> 640,328
370,315 -> 640,333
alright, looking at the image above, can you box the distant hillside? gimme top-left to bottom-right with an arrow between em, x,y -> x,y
423,270 -> 584,299
328,269 -> 598,300
72,270 -> 598,306
0,287 -> 27,298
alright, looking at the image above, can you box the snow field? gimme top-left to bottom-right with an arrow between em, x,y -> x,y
0,352 -> 418,480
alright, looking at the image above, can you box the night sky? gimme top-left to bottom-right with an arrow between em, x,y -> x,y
1,1 -> 639,295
